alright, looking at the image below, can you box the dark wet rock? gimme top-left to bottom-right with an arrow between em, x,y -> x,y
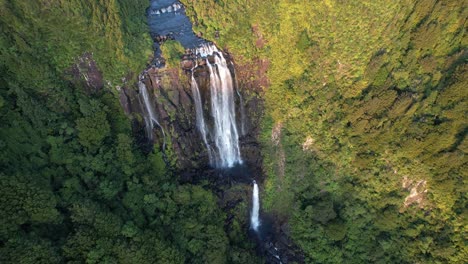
119,88 -> 132,114
246,211 -> 306,264
207,55 -> 216,64
280,223 -> 291,236
178,86 -> 192,109
153,34 -> 174,44
197,59 -> 206,66
181,59 -> 194,70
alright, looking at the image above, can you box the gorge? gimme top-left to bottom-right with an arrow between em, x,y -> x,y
0,0 -> 466,263
134,1 -> 284,260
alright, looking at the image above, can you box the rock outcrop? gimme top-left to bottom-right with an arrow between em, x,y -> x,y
119,50 -> 264,172
69,53 -> 104,95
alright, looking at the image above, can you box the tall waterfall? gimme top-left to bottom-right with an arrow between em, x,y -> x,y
139,80 -> 166,149
191,44 -> 242,168
251,180 -> 260,231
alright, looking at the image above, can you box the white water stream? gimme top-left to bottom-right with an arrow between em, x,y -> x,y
191,44 -> 242,168
190,66 -> 214,164
251,180 -> 260,231
139,80 -> 166,149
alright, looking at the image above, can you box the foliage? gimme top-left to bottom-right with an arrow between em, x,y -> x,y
0,0 -> 259,263
182,0 -> 468,263
1,0 -> 466,262
0,0 -> 152,88
161,40 -> 186,68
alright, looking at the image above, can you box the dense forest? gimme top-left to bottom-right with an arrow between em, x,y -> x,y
0,0 -> 258,263
182,0 -> 467,263
0,0 -> 466,263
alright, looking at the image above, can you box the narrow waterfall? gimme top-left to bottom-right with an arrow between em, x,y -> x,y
251,180 -> 260,231
138,80 -> 166,149
190,69 -> 214,164
191,44 -> 242,168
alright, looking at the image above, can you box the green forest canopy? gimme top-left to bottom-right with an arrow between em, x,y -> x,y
0,0 -> 466,263
182,0 -> 467,263
0,0 -> 258,263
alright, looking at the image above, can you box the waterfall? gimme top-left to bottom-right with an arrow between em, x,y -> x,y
251,180 -> 260,231
191,44 -> 242,168
190,68 -> 214,164
138,80 -> 166,149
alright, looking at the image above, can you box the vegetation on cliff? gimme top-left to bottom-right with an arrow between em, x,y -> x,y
182,0 -> 467,263
0,0 -> 258,263
1,0 -> 466,263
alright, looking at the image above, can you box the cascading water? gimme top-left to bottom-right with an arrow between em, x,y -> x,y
251,180 -> 260,231
138,80 -> 166,149
145,2 -> 289,261
191,44 -> 242,168
190,65 -> 214,164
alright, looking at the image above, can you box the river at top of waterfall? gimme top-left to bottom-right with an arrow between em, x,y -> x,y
148,0 -> 204,61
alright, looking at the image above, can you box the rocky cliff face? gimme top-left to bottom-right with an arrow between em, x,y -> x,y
119,51 -> 264,173
118,41 -> 307,264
